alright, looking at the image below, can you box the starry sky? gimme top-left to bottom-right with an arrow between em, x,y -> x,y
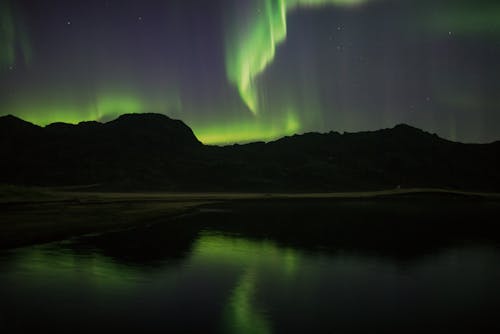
1,0 -> 500,144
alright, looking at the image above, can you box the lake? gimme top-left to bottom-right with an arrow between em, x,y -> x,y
1,197 -> 500,333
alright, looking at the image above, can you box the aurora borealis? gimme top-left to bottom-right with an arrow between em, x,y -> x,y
1,0 -> 500,144
224,0 -> 373,115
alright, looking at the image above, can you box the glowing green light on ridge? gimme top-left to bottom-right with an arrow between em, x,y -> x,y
225,0 -> 372,115
193,110 -> 300,144
3,94 -> 145,125
2,90 -> 182,126
94,95 -> 144,120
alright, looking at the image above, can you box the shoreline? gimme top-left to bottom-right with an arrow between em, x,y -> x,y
2,186 -> 500,204
1,187 -> 499,250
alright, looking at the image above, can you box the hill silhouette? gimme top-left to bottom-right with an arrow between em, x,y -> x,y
1,113 -> 499,191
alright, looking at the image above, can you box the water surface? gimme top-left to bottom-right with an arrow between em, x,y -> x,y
1,198 -> 500,333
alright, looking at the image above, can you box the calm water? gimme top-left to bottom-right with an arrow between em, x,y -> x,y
1,198 -> 500,333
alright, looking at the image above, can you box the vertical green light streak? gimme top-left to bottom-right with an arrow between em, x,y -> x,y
225,269 -> 272,334
421,1 -> 500,36
225,0 -> 371,115
192,233 -> 301,334
4,94 -> 145,125
0,0 -> 31,70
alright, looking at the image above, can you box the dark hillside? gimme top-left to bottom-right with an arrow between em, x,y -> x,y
1,114 -> 499,191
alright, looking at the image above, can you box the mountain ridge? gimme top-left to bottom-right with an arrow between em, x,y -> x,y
1,113 -> 499,191
0,114 -> 488,146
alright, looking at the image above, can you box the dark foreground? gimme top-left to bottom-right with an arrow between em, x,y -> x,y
1,197 -> 500,333
1,186 -> 498,249
3,114 -> 500,192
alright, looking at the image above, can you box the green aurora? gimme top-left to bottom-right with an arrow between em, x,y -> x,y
3,92 -> 300,144
2,0 -> 500,144
0,0 -> 31,70
423,0 -> 500,36
224,0 -> 373,116
3,90 -> 182,125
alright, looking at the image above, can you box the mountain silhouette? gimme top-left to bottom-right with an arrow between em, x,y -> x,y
1,113 -> 499,191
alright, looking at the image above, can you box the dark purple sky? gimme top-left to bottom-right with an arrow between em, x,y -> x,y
1,0 -> 500,144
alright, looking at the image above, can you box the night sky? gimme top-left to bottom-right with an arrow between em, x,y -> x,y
1,0 -> 500,144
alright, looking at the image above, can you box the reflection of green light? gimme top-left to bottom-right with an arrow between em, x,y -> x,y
225,269 -> 272,334
283,248 -> 299,276
225,0 -> 371,114
191,233 -> 299,276
15,247 -> 141,288
191,233 -> 303,334
11,233 -> 304,333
